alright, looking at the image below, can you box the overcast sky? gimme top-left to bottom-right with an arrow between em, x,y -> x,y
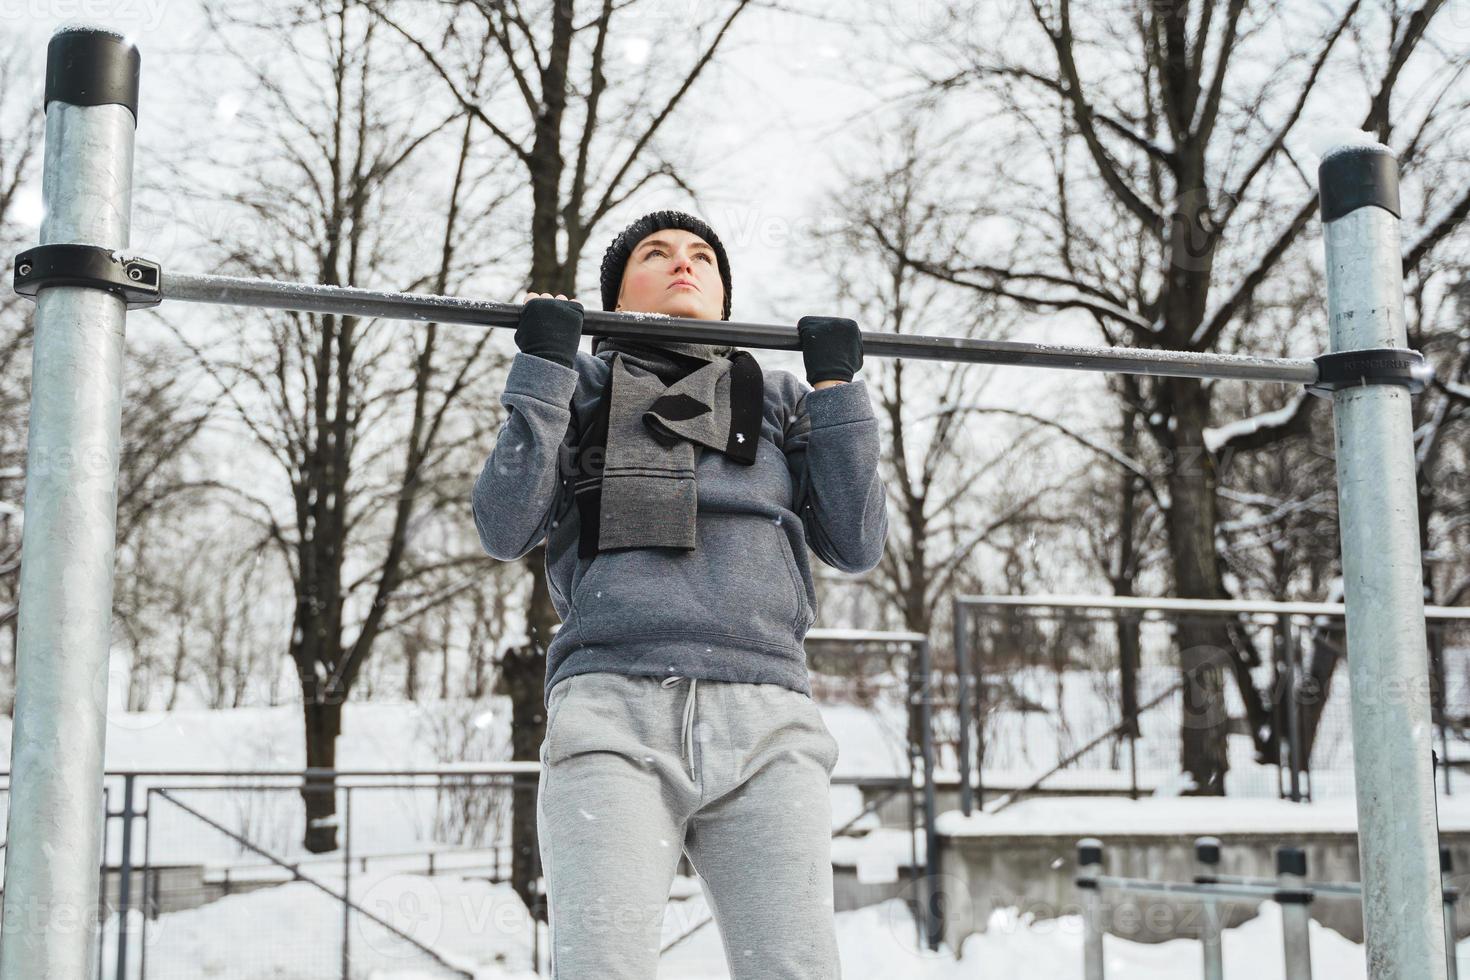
12,3 -> 959,388
10,3 -> 1449,404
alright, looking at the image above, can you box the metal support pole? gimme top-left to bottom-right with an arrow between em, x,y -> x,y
1077,839 -> 1105,980
1434,625 -> 1453,797
1285,622 -> 1304,803
343,786 -> 352,980
1443,847 -> 1460,980
915,638 -> 941,951
1318,141 -> 1446,979
1278,846 -> 1315,980
0,28 -> 140,980
96,787 -> 109,980
1195,837 -> 1225,980
141,789 -> 156,980
952,596 -> 975,815
906,731 -> 920,951
904,646 -> 922,950
115,775 -> 137,980
1121,610 -> 1141,802
1127,733 -> 1139,802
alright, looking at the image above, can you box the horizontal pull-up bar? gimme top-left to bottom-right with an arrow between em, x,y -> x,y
167,269 -> 1321,384
17,255 -> 1433,390
11,264 -> 1328,387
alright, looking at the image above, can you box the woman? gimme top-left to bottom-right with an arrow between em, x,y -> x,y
472,210 -> 888,979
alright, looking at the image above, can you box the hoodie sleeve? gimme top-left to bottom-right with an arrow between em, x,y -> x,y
472,351 -> 582,561
782,376 -> 889,573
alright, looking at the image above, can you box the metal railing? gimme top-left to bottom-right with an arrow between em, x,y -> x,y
0,626 -> 943,979
952,595 -> 1470,813
1075,836 -> 1462,980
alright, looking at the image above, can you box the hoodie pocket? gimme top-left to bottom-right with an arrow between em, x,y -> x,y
570,511 -> 804,645
774,519 -> 814,634
542,674 -> 576,765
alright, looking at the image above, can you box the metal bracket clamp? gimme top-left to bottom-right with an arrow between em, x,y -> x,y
1305,347 -> 1433,398
13,243 -> 162,310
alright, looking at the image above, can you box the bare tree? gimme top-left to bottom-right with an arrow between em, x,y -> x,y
807,105 -> 1161,779
812,114 -> 1029,631
1,39 -> 216,715
162,0 -> 519,851
866,0 -> 1470,793
114,509 -> 287,712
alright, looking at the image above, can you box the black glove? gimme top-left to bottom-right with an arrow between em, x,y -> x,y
515,297 -> 584,369
797,315 -> 864,385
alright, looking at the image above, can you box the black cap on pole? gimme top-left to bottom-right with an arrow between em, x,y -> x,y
1194,835 -> 1221,866
1276,845 -> 1308,878
1318,142 -> 1400,223
44,27 -> 141,125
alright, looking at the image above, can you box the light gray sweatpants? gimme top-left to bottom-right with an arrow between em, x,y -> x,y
536,670 -> 842,979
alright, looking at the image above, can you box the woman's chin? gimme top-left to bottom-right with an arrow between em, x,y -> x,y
659,298 -> 715,320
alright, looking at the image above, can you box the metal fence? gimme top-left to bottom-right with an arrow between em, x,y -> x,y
803,629 -> 939,947
951,595 -> 1470,812
0,629 -> 940,977
1075,836 -> 1463,980
95,770 -> 529,979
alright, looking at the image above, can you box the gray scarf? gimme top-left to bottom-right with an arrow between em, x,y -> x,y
573,336 -> 764,555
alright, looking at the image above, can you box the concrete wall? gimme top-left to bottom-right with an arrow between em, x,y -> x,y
939,830 -> 1470,948
832,865 -> 922,915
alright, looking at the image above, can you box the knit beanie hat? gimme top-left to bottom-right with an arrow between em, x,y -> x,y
598,209 -> 733,322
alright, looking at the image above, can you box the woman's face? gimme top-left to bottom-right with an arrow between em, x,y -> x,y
615,227 -> 725,321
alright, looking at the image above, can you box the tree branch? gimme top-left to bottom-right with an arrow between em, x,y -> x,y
1036,0 -> 1166,231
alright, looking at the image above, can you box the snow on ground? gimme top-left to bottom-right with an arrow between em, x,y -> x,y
0,659 -> 1445,804
9,685 -> 1469,975
99,865 -> 1470,979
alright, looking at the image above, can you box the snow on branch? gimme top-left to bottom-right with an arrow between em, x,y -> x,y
1203,389 -> 1314,454
1217,490 -> 1335,534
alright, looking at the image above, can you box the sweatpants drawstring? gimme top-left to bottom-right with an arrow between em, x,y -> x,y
661,675 -> 698,781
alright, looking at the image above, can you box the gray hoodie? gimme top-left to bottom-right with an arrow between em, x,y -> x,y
473,349 -> 888,708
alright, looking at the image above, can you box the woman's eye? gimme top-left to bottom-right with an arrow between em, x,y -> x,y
697,253 -> 713,262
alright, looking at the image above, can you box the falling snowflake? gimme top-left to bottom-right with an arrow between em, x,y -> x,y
735,432 -> 745,443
